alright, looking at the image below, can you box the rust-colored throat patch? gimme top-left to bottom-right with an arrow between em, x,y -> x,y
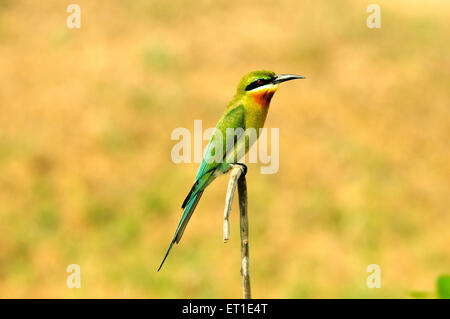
251,88 -> 276,106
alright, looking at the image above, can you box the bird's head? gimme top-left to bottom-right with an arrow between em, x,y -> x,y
236,70 -> 305,106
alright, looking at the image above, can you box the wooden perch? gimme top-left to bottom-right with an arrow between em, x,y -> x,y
223,165 -> 251,299
223,165 -> 242,242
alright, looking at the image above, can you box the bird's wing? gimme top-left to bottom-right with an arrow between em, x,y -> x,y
158,105 -> 246,271
181,104 -> 246,208
200,104 -> 246,175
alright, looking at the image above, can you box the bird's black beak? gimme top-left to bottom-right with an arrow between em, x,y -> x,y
272,74 -> 306,84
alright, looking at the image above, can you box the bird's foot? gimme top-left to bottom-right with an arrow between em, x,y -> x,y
234,163 -> 248,177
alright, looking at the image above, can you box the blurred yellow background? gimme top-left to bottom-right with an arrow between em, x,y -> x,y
0,0 -> 449,298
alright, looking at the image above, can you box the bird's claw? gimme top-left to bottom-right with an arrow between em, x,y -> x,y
234,163 -> 248,177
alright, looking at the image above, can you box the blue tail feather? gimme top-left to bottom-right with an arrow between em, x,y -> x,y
157,191 -> 204,271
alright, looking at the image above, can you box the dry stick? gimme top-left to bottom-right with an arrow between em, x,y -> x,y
222,165 -> 251,299
223,166 -> 243,242
237,172 -> 251,299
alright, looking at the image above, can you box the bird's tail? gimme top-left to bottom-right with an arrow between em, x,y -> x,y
157,190 -> 204,271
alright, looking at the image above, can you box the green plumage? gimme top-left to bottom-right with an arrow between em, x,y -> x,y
158,70 -> 304,271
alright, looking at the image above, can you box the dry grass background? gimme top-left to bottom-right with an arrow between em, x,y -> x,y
0,0 -> 449,298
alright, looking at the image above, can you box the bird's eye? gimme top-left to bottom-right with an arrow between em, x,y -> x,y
245,78 -> 269,91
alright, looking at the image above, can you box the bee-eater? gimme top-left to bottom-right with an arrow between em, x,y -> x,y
158,70 -> 305,271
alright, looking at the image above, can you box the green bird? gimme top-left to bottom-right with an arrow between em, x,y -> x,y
158,70 -> 305,271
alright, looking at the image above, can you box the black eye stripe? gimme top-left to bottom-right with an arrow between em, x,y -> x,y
245,78 -> 272,91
